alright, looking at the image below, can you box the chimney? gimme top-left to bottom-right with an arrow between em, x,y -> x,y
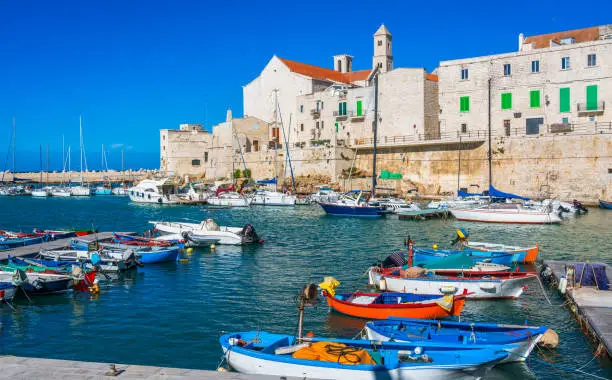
518,33 -> 525,51
226,108 -> 232,122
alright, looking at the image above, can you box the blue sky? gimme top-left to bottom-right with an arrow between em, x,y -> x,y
1,0 -> 610,170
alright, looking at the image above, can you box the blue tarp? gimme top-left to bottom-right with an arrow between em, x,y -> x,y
457,189 -> 483,197
256,178 -> 277,185
488,185 -> 530,201
574,263 -> 610,290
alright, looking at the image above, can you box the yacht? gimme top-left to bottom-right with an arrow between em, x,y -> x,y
129,178 -> 177,204
251,190 -> 296,206
207,191 -> 251,207
310,185 -> 339,204
49,187 -> 72,197
70,185 -> 92,196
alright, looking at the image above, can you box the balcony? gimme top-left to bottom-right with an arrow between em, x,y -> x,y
547,121 -> 612,135
310,109 -> 321,118
577,101 -> 605,115
353,130 -> 487,148
349,111 -> 366,121
333,111 -> 348,121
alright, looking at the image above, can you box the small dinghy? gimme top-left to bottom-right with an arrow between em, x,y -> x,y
319,277 -> 468,320
0,265 -> 96,295
220,331 -> 508,380
365,318 -> 548,363
38,249 -> 138,272
150,219 -> 263,245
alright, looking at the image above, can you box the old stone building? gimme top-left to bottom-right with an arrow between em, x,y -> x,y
160,124 -> 211,176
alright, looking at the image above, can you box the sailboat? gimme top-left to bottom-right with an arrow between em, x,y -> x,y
31,145 -> 50,197
112,146 -> 129,195
70,116 -> 92,196
93,144 -> 112,195
251,90 -> 296,206
50,144 -> 72,197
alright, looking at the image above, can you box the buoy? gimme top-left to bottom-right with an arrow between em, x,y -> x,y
216,366 -> 227,373
538,328 -> 559,349
558,276 -> 568,294
89,284 -> 100,294
186,247 -> 194,255
178,258 -> 189,263
433,244 -> 438,250
210,244 -> 216,251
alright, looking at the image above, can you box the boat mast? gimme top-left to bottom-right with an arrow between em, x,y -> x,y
121,146 -> 125,181
372,74 -> 379,198
487,78 -> 492,196
80,116 -> 83,183
231,113 -> 235,185
457,136 -> 462,192
276,91 -> 296,191
273,89 -> 279,192
39,144 -> 43,186
46,144 -> 49,184
12,116 -> 16,182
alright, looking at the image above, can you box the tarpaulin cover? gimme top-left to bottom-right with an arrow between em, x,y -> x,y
256,178 -> 277,185
292,342 -> 375,365
488,185 -> 530,201
573,263 -> 610,290
458,189 -> 483,197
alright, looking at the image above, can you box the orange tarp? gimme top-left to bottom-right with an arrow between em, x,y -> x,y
292,342 -> 375,365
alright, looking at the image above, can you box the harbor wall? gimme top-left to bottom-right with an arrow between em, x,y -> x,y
351,133 -> 612,203
2,170 -> 147,184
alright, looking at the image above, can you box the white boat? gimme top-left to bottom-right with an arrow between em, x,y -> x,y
150,219 -> 261,245
251,190 -> 296,206
450,203 -> 562,224
427,197 -> 487,210
49,187 -> 72,197
38,249 -> 137,272
367,267 -> 536,300
129,178 -> 177,204
207,191 -> 251,207
310,185 -> 339,204
31,188 -> 50,197
112,187 -> 129,196
70,185 -> 92,196
370,197 -> 421,214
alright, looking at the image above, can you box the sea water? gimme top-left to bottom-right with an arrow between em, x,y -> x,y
0,196 -> 611,379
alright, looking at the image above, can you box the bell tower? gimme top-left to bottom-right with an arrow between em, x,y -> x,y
373,24 -> 393,73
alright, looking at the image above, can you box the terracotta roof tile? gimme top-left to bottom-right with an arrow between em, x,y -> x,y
426,74 -> 438,82
279,58 -> 371,85
524,26 -> 600,49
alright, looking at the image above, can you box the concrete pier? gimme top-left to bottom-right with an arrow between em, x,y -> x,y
0,232 -> 135,261
542,260 -> 612,357
0,356 -> 295,379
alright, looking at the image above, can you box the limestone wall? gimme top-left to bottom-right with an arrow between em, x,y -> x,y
352,133 -> 612,203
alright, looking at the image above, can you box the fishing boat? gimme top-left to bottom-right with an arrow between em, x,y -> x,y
0,282 -> 17,303
219,331 -> 508,379
38,249 -> 138,272
112,233 -> 181,247
150,219 -> 262,245
364,318 -> 548,363
412,248 -> 519,267
461,241 -> 538,264
321,286 -> 467,320
129,178 -> 177,204
368,266 -> 536,299
70,240 -> 180,264
0,266 -> 95,295
207,191 -> 251,207
599,199 -> 612,209
450,203 -> 562,224
319,191 -> 386,217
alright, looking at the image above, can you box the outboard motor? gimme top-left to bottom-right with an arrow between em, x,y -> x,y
573,199 -> 588,213
238,224 -> 262,244
381,251 -> 407,268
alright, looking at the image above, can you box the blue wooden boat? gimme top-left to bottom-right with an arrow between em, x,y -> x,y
136,246 -> 180,264
599,199 -> 612,209
220,331 -> 509,379
365,318 -> 548,364
319,191 -> 385,217
70,239 -> 180,264
413,247 -> 520,266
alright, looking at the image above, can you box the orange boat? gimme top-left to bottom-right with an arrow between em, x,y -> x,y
322,290 -> 468,320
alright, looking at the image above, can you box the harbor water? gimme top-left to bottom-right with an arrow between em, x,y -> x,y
1,196 -> 611,379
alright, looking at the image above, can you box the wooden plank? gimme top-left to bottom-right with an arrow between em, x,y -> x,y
0,356 -> 297,379
0,232 -> 135,261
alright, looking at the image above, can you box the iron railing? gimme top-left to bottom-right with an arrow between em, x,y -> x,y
577,101 -> 605,112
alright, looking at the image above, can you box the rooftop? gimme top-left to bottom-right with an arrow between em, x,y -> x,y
279,58 -> 371,85
523,26 -> 601,49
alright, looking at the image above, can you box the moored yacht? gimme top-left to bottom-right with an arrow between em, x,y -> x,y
207,191 -> 251,207
251,189 -> 296,206
129,178 -> 177,204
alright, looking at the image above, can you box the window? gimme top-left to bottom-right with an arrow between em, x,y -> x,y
321,101 -> 324,109
300,123 -> 304,132
461,68 -> 468,80
337,60 -> 342,72
526,118 -> 543,135
321,121 -> 324,129
338,102 -> 347,116
191,159 -> 201,166
356,100 -> 363,116
560,87 -> 570,112
530,90 -> 541,108
204,152 -> 208,162
503,64 -> 511,76
316,121 -> 319,129
531,60 -> 540,73
253,141 -> 258,152
504,120 -> 511,136
586,85 -> 598,110
378,40 -> 382,46
561,56 -> 571,70
501,93 -> 512,110
300,105 -> 304,113
562,117 -> 569,124
461,123 -> 467,133
588,54 -> 597,67
459,96 -> 470,112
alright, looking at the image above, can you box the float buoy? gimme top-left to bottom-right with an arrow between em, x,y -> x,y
186,247 -> 194,255
210,244 -> 216,251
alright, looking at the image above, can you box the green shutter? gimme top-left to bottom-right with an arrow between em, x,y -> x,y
342,102 -> 347,116
356,100 -> 362,116
530,90 -> 540,108
460,96 -> 469,112
586,85 -> 598,110
335,122 -> 339,133
560,88 -> 570,113
338,102 -> 342,115
501,93 -> 512,110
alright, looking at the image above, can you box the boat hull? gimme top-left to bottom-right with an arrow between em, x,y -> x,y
0,272 -> 74,294
31,190 -> 50,197
137,247 -> 180,264
450,208 -> 561,224
464,241 -> 539,263
319,203 -> 384,217
599,200 -> 612,209
251,192 -> 296,206
0,283 -> 17,302
325,292 -> 466,320
151,221 -> 249,245
368,269 -> 535,300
